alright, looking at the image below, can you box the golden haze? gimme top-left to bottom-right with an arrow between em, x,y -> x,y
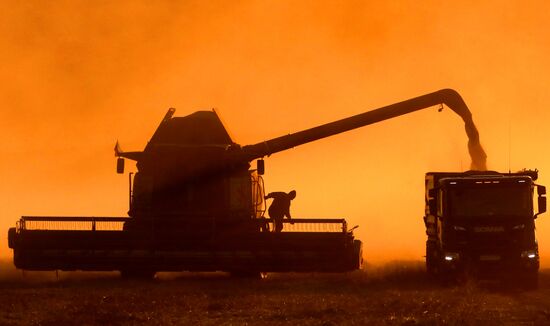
1,1 -> 550,264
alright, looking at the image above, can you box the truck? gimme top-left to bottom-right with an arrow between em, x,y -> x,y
424,170 -> 546,288
8,88 -> 485,278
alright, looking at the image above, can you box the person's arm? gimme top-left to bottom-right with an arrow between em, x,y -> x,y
265,192 -> 284,200
285,204 -> 294,224
285,204 -> 291,219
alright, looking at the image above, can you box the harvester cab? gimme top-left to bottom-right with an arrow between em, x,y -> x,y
115,108 -> 267,232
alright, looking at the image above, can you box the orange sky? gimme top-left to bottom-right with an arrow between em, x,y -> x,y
1,1 -> 550,264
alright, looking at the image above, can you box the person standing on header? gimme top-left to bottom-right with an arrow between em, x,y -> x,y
265,190 -> 296,232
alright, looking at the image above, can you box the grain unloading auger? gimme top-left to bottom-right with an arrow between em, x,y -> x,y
8,89 -> 483,278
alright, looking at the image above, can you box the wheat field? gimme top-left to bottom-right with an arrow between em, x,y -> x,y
0,260 -> 549,325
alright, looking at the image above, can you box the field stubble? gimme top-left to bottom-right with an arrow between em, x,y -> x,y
0,260 -> 549,325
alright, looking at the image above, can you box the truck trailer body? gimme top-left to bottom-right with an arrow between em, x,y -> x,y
424,170 -> 546,287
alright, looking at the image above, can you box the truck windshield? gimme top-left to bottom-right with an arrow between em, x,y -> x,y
448,185 -> 532,218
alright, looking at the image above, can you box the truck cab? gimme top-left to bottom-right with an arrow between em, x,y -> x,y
424,170 -> 546,288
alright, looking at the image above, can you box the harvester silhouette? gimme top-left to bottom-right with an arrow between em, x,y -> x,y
9,89 -> 480,278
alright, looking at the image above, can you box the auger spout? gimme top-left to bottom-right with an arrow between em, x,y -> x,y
242,88 -> 486,170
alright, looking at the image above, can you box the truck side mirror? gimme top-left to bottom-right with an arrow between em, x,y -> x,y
536,185 -> 546,218
117,157 -> 125,174
538,197 -> 546,216
257,159 -> 265,175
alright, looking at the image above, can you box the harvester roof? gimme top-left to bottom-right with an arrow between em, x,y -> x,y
147,110 -> 234,149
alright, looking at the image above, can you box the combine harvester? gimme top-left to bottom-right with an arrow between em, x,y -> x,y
9,89 -> 483,278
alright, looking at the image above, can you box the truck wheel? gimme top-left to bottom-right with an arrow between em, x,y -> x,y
522,271 -> 539,290
426,241 -> 438,275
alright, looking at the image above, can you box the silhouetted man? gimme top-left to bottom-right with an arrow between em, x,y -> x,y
265,190 -> 296,232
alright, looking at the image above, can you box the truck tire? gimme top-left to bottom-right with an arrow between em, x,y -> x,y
522,271 -> 539,290
426,240 -> 438,275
